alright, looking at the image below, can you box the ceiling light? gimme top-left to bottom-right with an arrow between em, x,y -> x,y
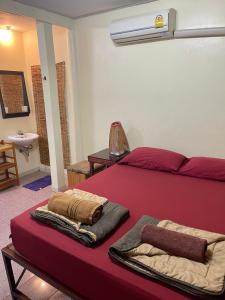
0,26 -> 13,45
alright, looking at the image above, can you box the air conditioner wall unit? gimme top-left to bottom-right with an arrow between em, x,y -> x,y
110,9 -> 176,45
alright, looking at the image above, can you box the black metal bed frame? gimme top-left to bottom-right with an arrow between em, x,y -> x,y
1,243 -> 84,300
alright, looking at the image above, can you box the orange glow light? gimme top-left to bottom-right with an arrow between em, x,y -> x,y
40,281 -> 46,288
0,28 -> 13,45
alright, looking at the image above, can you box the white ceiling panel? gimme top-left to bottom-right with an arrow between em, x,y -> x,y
14,0 -> 156,19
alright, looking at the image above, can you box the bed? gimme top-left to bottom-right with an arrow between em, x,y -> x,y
7,164 -> 225,299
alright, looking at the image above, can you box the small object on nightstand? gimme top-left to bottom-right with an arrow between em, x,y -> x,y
88,148 -> 129,176
67,160 -> 102,186
109,121 -> 129,156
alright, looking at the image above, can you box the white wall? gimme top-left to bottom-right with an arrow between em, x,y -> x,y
74,0 -> 225,158
53,26 -> 80,163
23,26 -> 74,166
0,30 -> 40,176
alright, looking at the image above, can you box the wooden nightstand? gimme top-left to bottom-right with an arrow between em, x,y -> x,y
88,148 -> 129,176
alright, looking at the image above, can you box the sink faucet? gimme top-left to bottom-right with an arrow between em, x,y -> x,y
17,130 -> 24,136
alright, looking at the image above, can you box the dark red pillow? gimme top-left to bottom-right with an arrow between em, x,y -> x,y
119,147 -> 186,172
178,157 -> 225,181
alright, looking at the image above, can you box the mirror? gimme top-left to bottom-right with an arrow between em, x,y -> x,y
0,70 -> 30,118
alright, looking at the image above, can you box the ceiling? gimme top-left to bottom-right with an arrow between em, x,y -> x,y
0,11 -> 35,32
14,0 -> 155,19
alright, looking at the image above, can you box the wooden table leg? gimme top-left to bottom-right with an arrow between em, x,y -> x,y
89,162 -> 94,176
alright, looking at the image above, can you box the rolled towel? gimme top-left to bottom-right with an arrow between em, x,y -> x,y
48,192 -> 103,225
141,224 -> 207,263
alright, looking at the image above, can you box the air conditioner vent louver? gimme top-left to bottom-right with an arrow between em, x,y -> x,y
110,9 -> 176,45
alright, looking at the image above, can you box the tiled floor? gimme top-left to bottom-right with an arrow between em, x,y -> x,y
0,171 -> 77,299
0,171 -> 54,299
4,275 -> 73,300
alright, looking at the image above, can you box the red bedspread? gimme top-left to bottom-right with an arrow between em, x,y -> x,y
11,164 -> 225,300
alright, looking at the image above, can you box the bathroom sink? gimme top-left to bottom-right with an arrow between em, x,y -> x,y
8,133 -> 39,147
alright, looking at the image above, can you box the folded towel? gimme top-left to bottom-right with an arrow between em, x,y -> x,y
48,192 -> 103,225
109,216 -> 225,297
141,224 -> 207,263
31,189 -> 129,247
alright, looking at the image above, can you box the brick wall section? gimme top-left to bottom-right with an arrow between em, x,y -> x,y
31,62 -> 70,167
0,74 -> 24,113
57,62 -> 70,167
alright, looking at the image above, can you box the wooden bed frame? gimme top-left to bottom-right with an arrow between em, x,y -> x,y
1,243 -> 84,300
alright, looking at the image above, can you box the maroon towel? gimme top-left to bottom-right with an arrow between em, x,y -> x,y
141,224 -> 207,263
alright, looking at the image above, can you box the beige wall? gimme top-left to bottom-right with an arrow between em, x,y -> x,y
74,0 -> 225,158
0,30 -> 40,175
23,26 -> 69,65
